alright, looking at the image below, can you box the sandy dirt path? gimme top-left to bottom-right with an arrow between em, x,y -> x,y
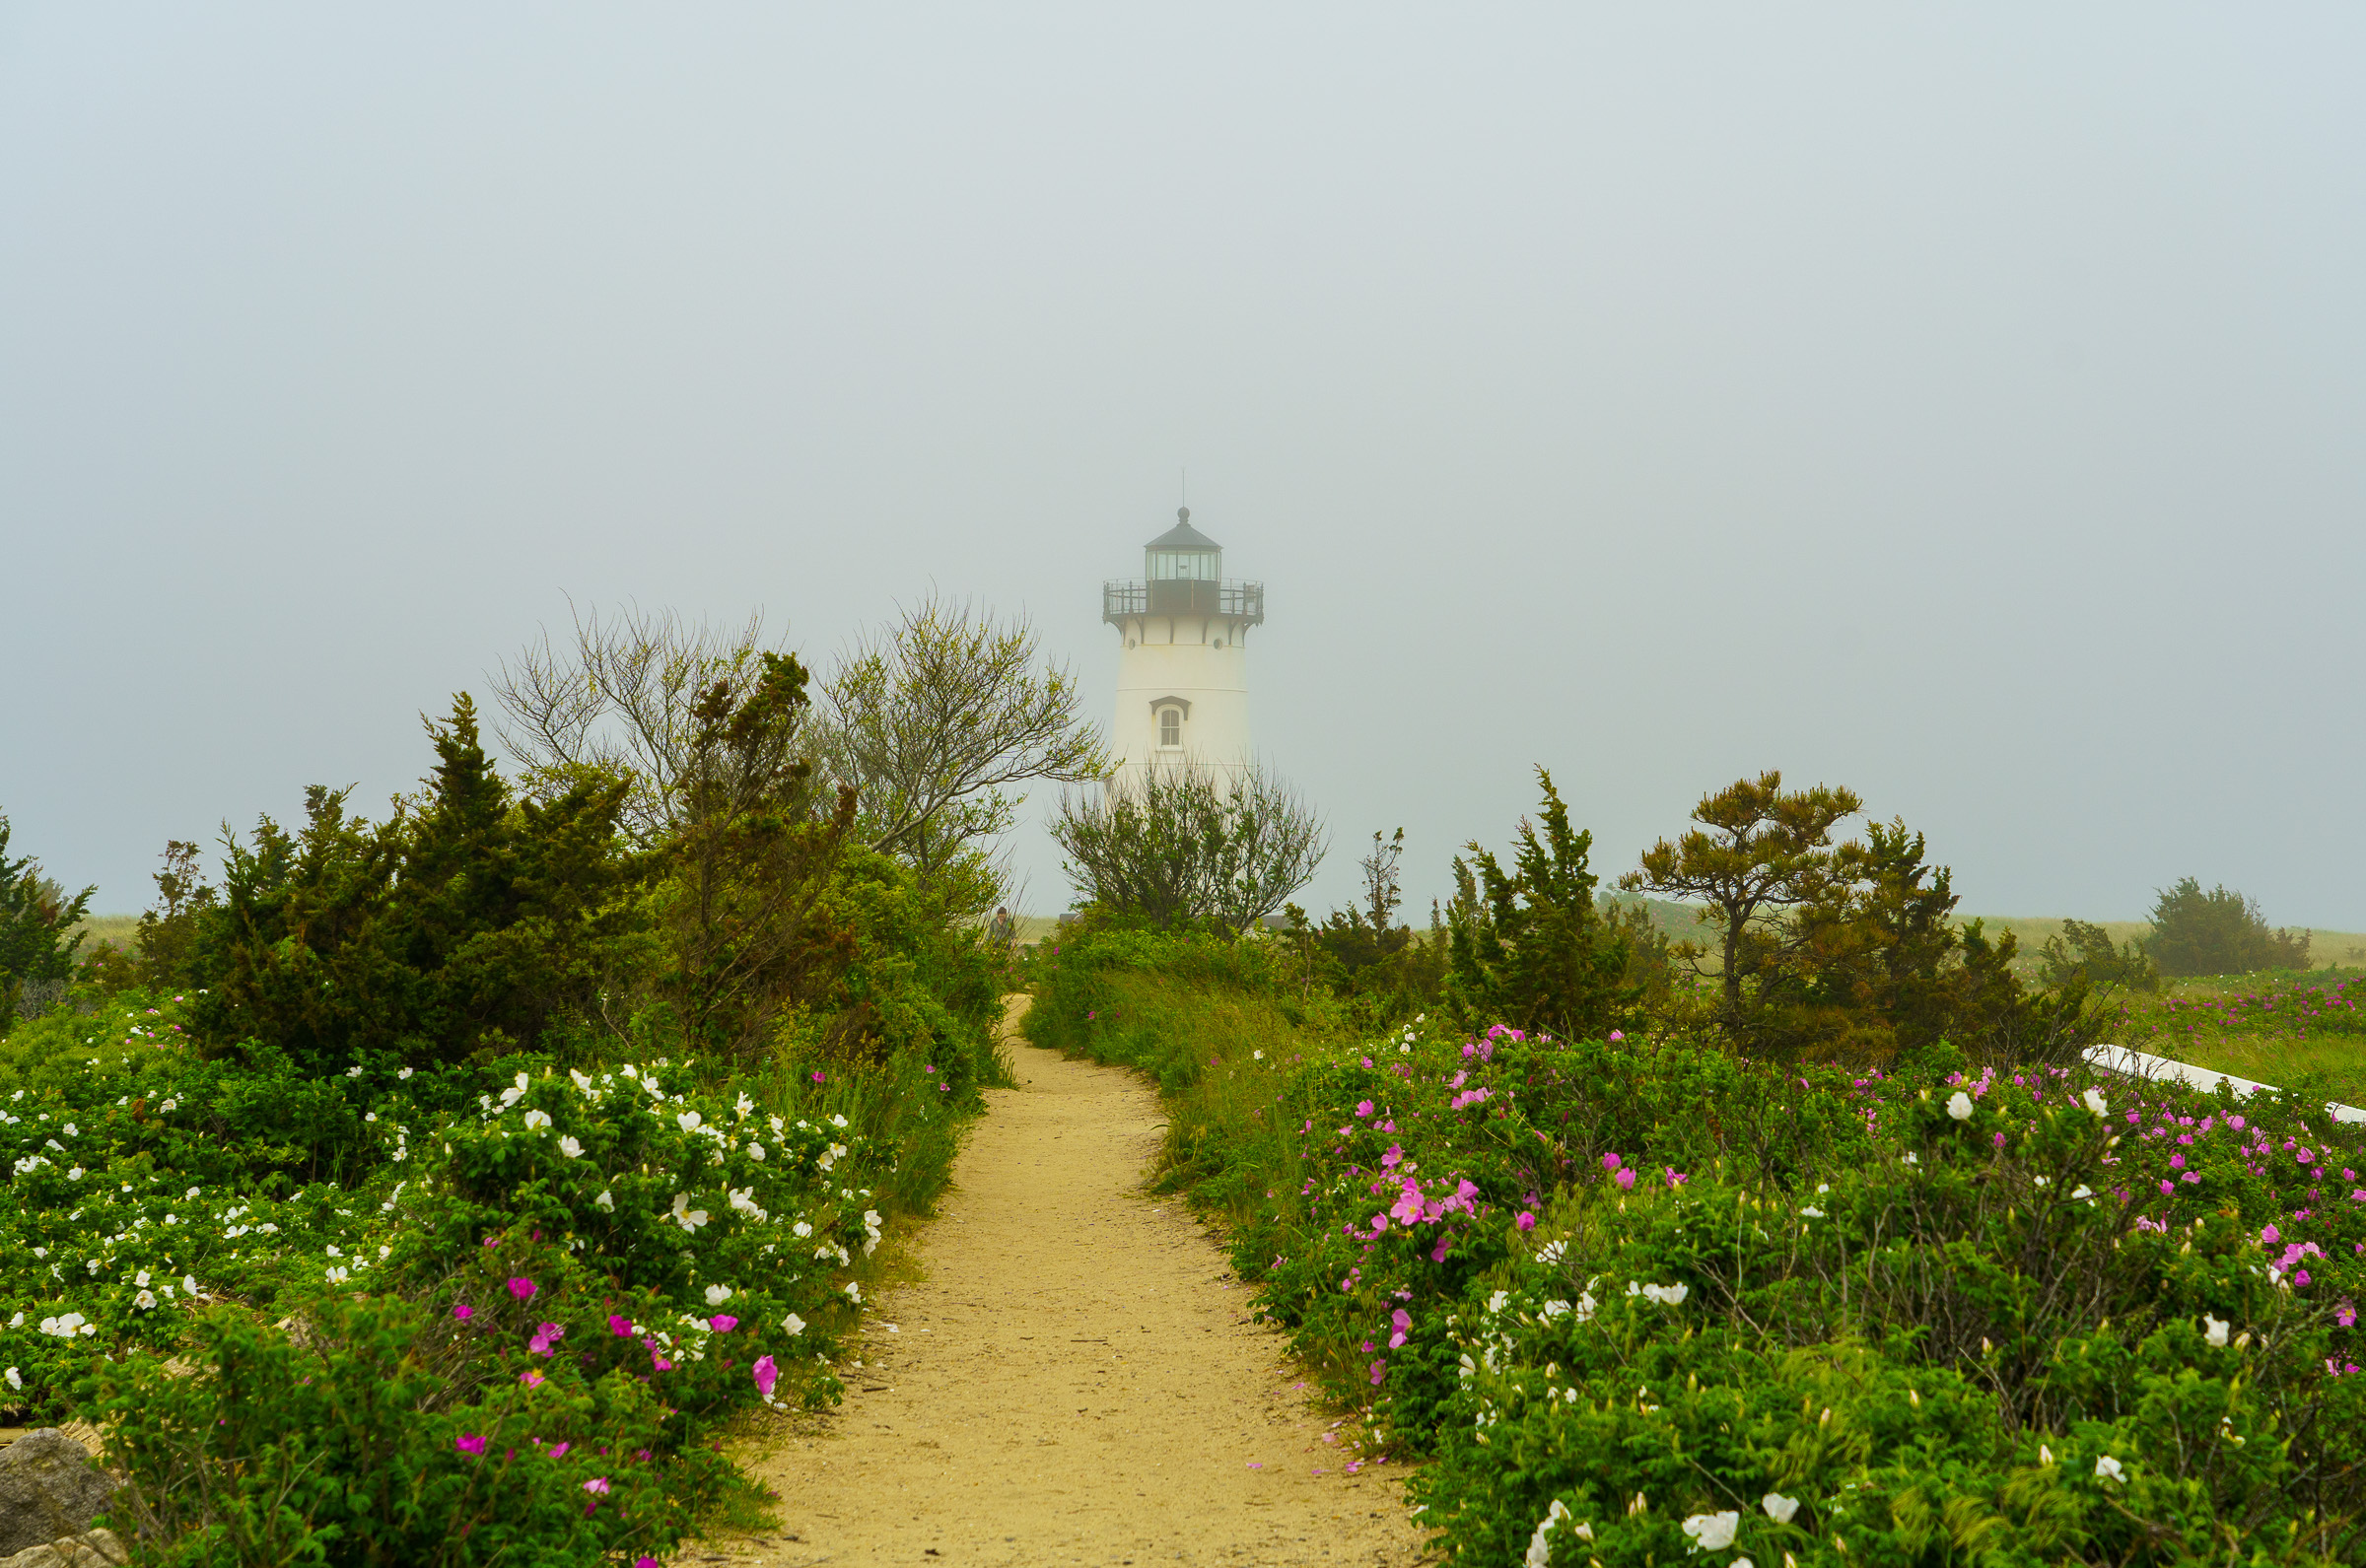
734,998 -> 1429,1567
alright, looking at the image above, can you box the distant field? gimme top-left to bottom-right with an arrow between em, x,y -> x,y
68,914 -> 138,953
1972,916 -> 2366,973
2103,971 -> 2366,1108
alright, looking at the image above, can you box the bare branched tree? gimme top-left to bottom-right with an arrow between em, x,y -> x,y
810,594 -> 1105,889
1051,761 -> 1326,934
489,603 -> 800,845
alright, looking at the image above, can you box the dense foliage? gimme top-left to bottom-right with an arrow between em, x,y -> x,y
1445,771 -> 1635,1046
1050,762 -> 1328,932
1031,924 -> 2366,1565
0,812 -> 95,1034
2147,877 -> 2314,978
0,684 -> 1010,1563
189,702 -> 637,1074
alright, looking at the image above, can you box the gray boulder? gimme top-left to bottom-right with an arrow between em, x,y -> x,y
0,1529 -> 130,1568
0,1434 -> 117,1555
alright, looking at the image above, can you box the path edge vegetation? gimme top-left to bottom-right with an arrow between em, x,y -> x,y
0,600 -> 1092,1565
1024,771 -> 2366,1567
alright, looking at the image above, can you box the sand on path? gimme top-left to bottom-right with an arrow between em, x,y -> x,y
735,996 -> 1429,1566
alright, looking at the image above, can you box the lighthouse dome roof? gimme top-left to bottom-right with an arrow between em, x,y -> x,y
1145,508 -> 1221,553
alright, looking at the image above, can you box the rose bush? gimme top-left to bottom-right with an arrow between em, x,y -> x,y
1032,924 -> 2366,1564
0,987 -> 979,1564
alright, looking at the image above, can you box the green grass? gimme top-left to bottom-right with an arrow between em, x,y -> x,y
1019,961 -> 1348,1233
2095,968 -> 2366,1106
68,914 -> 139,955
1975,916 -> 2366,973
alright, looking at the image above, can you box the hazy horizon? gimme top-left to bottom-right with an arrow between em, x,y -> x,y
5,7 -> 2362,927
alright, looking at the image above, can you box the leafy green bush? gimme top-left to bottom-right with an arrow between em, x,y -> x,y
0,968 -> 982,1559
2041,917 -> 2162,993
0,812 -> 94,1035
91,1293 -> 696,1567
189,701 -> 636,1074
1445,771 -> 1635,1045
1032,924 -> 2366,1563
2147,877 -> 2313,978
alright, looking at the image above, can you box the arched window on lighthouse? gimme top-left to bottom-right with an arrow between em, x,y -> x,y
1158,707 -> 1182,749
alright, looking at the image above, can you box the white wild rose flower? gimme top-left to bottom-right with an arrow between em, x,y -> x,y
2095,1455 -> 2125,1482
1762,1492 -> 1800,1523
1681,1511 -> 1740,1550
1947,1091 -> 1975,1121
2203,1314 -> 2230,1347
1523,1499 -> 1590,1567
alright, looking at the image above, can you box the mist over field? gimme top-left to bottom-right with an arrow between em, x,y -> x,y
4,6 -> 2363,926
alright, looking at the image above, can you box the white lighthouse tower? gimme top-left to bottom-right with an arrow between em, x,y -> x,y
1103,508 -> 1264,788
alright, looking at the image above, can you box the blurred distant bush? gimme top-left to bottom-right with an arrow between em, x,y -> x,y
0,813 -> 93,1035
2040,917 -> 2160,992
2145,876 -> 2311,977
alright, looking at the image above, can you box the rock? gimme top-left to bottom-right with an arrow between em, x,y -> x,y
72,1531 -> 128,1566
0,1433 -> 118,1555
0,1529 -> 128,1568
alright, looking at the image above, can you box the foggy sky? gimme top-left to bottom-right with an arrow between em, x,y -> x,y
4,6 -> 2362,928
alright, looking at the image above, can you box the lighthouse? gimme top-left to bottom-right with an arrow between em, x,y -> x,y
1102,508 -> 1264,788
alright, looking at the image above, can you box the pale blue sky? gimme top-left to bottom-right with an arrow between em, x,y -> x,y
3,6 -> 2362,926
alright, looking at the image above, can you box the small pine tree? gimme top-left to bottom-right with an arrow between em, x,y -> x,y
0,815 -> 94,1033
1446,770 -> 1634,1042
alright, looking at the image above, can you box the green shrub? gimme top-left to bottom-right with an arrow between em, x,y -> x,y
190,700 -> 636,1073
91,1294 -> 697,1567
0,813 -> 94,1036
1445,770 -> 1635,1044
2147,877 -> 2313,978
1032,924 -> 2366,1562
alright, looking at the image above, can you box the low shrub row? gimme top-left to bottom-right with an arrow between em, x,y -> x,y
1028,924 -> 2366,1565
0,969 -> 995,1563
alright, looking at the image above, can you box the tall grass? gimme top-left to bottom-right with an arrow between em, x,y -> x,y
1020,940 -> 1344,1232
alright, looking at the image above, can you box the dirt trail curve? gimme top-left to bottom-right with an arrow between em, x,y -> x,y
736,995 -> 1428,1567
